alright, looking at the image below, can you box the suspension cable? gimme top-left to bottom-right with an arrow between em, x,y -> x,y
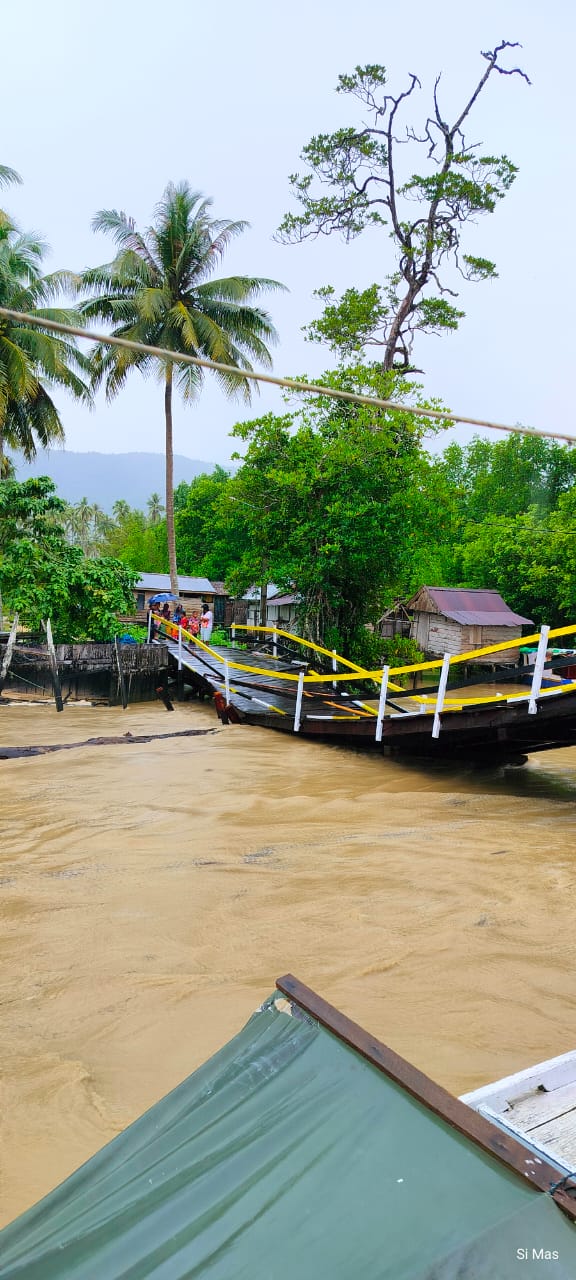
0,306 -> 574,444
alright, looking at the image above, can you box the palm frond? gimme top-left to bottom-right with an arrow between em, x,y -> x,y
0,165 -> 22,190
197,275 -> 287,302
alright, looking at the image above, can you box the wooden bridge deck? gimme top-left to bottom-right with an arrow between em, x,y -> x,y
162,637 -> 381,727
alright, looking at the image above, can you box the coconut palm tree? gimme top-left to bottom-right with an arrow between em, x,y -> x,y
0,215 -> 92,475
147,492 -> 164,525
79,181 -> 285,592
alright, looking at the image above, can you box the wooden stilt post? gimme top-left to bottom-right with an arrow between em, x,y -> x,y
45,619 -> 64,712
294,670 -> 305,732
114,636 -> 128,709
375,665 -> 390,743
529,625 -> 550,714
432,652 -> 451,739
0,614 -> 19,695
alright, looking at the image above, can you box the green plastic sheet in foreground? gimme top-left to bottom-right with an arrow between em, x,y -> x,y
1,996 -> 575,1279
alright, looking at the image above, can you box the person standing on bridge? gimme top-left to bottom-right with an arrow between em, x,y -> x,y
200,604 -> 214,643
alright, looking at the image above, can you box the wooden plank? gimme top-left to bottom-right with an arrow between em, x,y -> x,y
275,974 -> 570,1203
508,1082 -> 576,1132
0,614 -> 19,694
462,1050 -> 576,1114
473,1103 -> 576,1178
527,1111 -> 576,1170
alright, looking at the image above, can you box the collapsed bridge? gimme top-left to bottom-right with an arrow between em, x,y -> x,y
156,617 -> 576,762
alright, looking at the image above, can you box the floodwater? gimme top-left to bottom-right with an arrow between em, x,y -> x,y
1,699 -> 576,1228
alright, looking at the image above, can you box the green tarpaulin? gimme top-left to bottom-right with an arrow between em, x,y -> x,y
1,996 -> 575,1278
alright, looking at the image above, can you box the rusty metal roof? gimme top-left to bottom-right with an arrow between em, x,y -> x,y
417,587 -> 533,627
268,592 -> 299,607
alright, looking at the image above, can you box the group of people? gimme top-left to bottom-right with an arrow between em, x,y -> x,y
148,601 -> 214,642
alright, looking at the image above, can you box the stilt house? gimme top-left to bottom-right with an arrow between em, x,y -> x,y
407,586 -> 533,662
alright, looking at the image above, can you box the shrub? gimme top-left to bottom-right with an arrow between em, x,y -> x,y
210,626 -> 231,647
115,623 -> 147,643
348,628 -> 384,671
382,634 -> 424,671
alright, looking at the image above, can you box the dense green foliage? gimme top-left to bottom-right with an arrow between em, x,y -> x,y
93,426 -> 576,643
0,478 -> 136,640
155,366 -> 447,646
418,436 -> 576,625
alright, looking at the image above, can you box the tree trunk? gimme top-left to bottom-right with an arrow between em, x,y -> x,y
383,281 -> 420,371
259,581 -> 268,629
164,364 -> 178,596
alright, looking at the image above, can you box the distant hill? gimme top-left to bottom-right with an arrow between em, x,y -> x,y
11,450 -> 225,512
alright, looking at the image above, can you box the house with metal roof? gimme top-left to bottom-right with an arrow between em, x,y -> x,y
133,573 -> 217,614
240,586 -> 300,630
407,586 -> 533,662
266,590 -> 300,632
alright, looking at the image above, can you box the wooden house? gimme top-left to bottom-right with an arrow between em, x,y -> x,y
377,600 -> 412,641
267,590 -> 300,632
406,586 -> 533,663
241,586 -> 301,631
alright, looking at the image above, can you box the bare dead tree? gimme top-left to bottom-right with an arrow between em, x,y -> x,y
277,42 -> 530,372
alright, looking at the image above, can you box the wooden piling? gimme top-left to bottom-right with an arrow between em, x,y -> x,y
0,615 -> 19,695
45,619 -> 64,712
114,637 -> 128,709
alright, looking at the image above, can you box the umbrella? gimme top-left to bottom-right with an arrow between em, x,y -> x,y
148,592 -> 179,604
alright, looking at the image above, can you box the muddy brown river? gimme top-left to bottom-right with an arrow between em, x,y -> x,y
1,699 -> 576,1227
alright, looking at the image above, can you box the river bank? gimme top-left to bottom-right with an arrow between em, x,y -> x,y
2,700 -> 576,1227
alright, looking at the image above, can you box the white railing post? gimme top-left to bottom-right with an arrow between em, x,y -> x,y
273,626 -> 277,658
332,649 -> 337,691
294,670 -> 305,732
231,622 -> 236,643
529,625 -> 550,714
147,610 -> 152,642
375,665 -> 390,743
224,659 -> 230,704
432,653 -> 451,739
178,624 -> 182,671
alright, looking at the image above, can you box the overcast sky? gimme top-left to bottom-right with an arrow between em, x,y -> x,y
3,0 -> 575,465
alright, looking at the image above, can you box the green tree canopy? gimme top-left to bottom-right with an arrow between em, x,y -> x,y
224,366 -> 443,644
174,466 -> 244,581
0,477 -> 136,640
99,502 -> 167,574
